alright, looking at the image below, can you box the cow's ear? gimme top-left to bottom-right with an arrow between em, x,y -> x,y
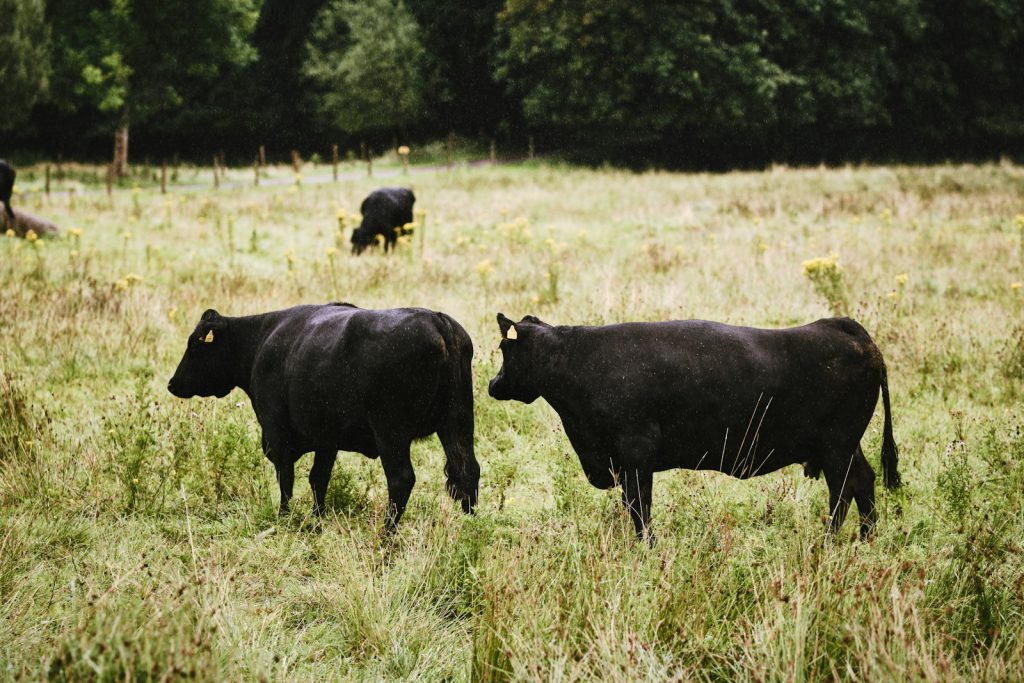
497,313 -> 515,339
201,308 -> 221,322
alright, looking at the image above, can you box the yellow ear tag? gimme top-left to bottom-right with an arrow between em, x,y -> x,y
506,325 -> 517,340
203,330 -> 214,343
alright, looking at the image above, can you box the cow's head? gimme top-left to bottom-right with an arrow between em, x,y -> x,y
350,227 -> 376,255
167,309 -> 235,399
488,313 -> 548,404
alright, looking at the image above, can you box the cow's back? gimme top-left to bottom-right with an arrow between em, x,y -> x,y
251,305 -> 450,444
360,188 -> 414,226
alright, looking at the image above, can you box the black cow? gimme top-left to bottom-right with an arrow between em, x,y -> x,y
0,159 -> 15,220
350,187 -> 415,254
488,314 -> 900,542
168,303 -> 479,530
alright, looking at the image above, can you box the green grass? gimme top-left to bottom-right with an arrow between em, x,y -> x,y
2,160 -> 1024,680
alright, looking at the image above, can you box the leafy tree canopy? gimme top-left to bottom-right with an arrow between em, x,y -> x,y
304,0 -> 427,137
0,0 -> 51,132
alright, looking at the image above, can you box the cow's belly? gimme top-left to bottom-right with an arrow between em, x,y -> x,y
653,391 -> 851,478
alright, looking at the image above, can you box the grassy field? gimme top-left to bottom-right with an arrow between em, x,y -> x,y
2,160 -> 1023,681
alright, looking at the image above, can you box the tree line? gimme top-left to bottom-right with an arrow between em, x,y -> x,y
2,0 -> 1022,169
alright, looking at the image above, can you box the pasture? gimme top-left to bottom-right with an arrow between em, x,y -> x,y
2,160 -> 1023,680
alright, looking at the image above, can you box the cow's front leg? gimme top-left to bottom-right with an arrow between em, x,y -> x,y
262,433 -> 297,516
620,467 -> 654,545
309,449 -> 337,516
376,435 -> 415,532
275,460 -> 295,516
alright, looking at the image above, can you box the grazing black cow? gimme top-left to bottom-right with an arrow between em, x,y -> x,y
0,159 -> 15,220
350,187 -> 415,254
488,314 -> 900,542
168,303 -> 479,530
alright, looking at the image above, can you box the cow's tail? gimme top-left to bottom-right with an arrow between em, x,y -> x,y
880,362 -> 901,489
435,313 -> 480,513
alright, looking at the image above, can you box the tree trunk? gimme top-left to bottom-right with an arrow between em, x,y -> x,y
113,121 -> 130,178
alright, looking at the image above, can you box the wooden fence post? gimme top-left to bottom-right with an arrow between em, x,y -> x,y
367,149 -> 373,177
106,164 -> 113,199
160,162 -> 167,194
490,139 -> 497,165
528,136 -> 535,160
45,165 -> 51,197
254,157 -> 260,187
259,145 -> 266,169
332,144 -> 339,181
213,156 -> 220,189
446,132 -> 455,169
291,150 -> 301,173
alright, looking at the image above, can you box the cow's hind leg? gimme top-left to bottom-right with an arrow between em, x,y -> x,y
376,433 -> 416,532
849,445 -> 877,539
309,449 -> 337,517
822,447 -> 857,535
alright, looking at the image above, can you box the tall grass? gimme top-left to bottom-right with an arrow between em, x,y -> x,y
1,161 -> 1023,679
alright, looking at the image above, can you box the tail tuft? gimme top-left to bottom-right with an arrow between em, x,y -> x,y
880,365 -> 901,489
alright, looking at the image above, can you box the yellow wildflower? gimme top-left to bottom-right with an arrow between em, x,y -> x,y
168,308 -> 178,321
25,229 -> 38,242
125,273 -> 142,284
475,259 -> 494,276
1012,282 -> 1022,290
131,185 -> 141,194
68,228 -> 82,238
114,279 -> 129,291
5,229 -> 14,238
398,145 -> 410,156
895,273 -> 909,287
802,253 -> 840,276
325,246 -> 338,257
123,231 -> 132,240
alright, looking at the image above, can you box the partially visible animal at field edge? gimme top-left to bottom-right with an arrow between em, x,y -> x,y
0,203 -> 60,238
488,313 -> 900,543
350,187 -> 415,255
167,303 -> 479,530
1,159 -> 16,220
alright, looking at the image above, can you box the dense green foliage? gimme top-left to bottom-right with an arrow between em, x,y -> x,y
3,0 -> 1024,164
2,160 -> 1024,678
0,0 -> 51,131
304,0 -> 426,137
45,0 -> 258,132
